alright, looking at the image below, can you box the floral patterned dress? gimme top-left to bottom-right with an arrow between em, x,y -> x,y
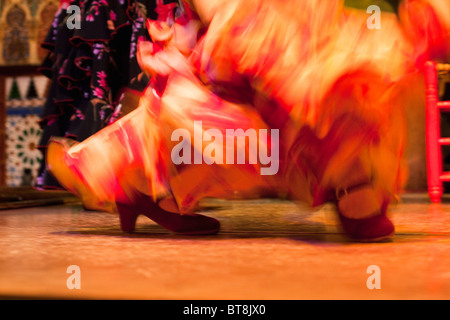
37,0 -> 179,189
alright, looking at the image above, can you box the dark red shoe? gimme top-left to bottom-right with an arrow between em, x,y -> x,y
335,184 -> 395,242
336,212 -> 395,242
115,189 -> 220,235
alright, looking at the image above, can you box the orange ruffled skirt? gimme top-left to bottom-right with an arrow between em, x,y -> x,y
47,0 -> 448,216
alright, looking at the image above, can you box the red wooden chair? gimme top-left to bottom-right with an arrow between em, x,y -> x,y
424,61 -> 450,202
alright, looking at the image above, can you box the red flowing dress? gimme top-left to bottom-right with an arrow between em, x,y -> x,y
47,0 -> 450,221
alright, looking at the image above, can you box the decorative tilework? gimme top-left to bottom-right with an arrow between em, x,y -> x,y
2,4 -> 29,64
0,0 -> 59,66
6,114 -> 42,186
5,75 -> 49,186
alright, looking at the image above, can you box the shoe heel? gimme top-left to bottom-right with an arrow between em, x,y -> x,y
117,202 -> 139,233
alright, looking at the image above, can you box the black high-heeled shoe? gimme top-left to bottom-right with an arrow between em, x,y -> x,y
115,189 -> 221,235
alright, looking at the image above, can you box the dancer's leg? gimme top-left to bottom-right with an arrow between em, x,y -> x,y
47,106 -> 221,235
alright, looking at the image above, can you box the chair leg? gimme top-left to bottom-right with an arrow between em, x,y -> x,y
425,61 -> 443,203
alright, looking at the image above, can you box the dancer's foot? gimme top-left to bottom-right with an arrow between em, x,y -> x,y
116,190 -> 221,235
335,184 -> 394,241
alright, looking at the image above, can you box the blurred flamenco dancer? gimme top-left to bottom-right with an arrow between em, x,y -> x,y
46,0 -> 450,241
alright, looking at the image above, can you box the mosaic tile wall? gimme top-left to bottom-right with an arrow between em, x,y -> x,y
0,0 -> 59,66
4,75 -> 49,186
0,0 -> 58,186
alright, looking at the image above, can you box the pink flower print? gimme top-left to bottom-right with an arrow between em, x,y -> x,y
86,14 -> 94,22
93,87 -> 104,99
70,109 -> 85,121
97,71 -> 108,89
97,71 -> 107,80
93,44 -> 105,59
93,46 -> 101,57
110,10 -> 116,21
98,78 -> 108,89
76,109 -> 85,120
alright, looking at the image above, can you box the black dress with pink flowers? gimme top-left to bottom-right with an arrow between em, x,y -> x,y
37,0 -> 179,189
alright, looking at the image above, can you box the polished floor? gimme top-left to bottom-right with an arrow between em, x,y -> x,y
0,192 -> 450,300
